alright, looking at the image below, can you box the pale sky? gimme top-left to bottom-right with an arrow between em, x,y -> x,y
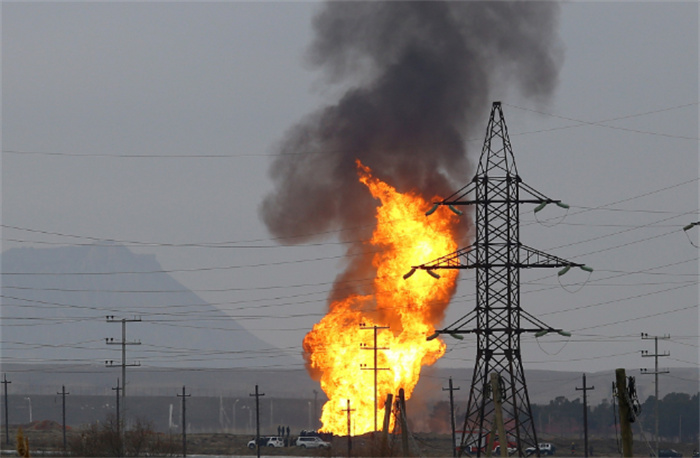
2,1 -> 698,376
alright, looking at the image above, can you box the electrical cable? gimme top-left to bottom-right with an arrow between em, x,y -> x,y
504,101 -> 700,141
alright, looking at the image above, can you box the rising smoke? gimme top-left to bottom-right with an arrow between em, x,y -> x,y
260,2 -> 564,299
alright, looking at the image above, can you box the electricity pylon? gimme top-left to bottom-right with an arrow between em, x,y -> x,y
406,102 -> 590,457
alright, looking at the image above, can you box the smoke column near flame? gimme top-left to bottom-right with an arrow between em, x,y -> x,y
260,2 -> 563,435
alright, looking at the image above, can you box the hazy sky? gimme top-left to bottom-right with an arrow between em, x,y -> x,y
2,1 -> 698,377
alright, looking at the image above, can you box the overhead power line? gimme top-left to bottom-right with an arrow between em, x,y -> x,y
3,174 -> 695,256
2,222 -> 395,248
4,101 -> 698,160
504,101 -> 699,141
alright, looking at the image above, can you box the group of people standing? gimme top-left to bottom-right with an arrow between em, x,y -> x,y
277,425 -> 290,439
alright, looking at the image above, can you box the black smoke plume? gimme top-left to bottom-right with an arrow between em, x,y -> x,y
260,2 -> 563,299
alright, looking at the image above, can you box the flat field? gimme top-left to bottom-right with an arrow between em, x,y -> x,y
3,428 -> 698,457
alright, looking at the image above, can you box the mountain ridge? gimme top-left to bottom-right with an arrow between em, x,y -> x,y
1,244 -> 298,369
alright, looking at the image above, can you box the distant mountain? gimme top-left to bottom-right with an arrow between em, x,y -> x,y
1,244 -> 298,369
3,245 -> 697,406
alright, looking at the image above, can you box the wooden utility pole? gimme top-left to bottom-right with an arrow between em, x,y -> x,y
343,399 -> 355,458
443,377 -> 460,458
380,393 -> 393,454
576,374 -> 595,458
615,369 -> 633,457
112,379 -> 122,458
2,374 -> 11,445
641,333 -> 670,457
360,324 -> 389,433
57,386 -> 70,451
313,389 -> 319,430
249,385 -> 265,458
177,386 -> 190,457
105,316 -> 141,399
397,388 -> 410,457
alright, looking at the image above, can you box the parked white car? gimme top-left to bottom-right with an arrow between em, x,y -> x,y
266,437 -> 285,447
247,436 -> 284,449
526,442 -> 556,456
247,437 -> 264,449
296,436 -> 331,449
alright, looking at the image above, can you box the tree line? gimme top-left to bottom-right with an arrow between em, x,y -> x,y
530,392 -> 699,442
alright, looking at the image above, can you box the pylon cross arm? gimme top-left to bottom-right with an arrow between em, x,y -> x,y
519,181 -> 558,202
436,180 -> 478,205
519,245 -> 583,268
410,244 -> 583,272
411,245 -> 473,271
426,174 -> 565,211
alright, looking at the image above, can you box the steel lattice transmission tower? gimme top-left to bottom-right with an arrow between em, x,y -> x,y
407,102 -> 591,457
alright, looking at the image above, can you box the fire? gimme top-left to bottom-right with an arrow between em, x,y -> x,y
302,160 -> 461,435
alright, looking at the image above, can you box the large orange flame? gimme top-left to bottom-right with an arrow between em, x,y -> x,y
302,160 -> 461,435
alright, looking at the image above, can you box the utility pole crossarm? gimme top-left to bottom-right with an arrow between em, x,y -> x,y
105,339 -> 141,347
105,360 -> 141,367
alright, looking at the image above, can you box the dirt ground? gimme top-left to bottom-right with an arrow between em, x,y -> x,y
2,427 -> 698,457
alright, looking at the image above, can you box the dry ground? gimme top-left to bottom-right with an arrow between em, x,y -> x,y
2,427 -> 698,457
